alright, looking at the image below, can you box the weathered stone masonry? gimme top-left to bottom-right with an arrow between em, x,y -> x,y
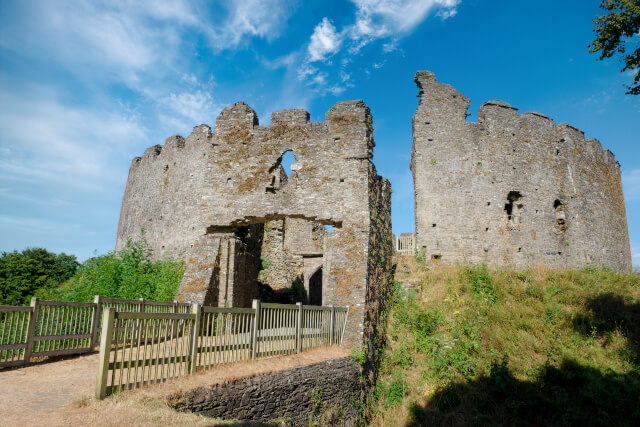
168,357 -> 361,425
411,71 -> 632,271
116,101 -> 393,346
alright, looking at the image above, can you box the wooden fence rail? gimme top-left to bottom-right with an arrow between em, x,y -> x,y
0,296 -> 191,369
96,300 -> 350,399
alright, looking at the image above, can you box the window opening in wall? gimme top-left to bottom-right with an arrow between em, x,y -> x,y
281,150 -> 296,177
487,202 -> 491,206
504,191 -> 523,230
554,199 -> 568,234
432,223 -> 436,227
504,191 -> 521,217
431,254 -> 442,261
266,150 -> 297,193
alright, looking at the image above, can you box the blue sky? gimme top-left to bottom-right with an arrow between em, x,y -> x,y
0,0 -> 638,267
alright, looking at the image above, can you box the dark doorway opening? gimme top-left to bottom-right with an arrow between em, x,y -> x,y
309,267 -> 322,305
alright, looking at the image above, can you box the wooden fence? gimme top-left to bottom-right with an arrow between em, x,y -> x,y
96,300 -> 349,399
395,233 -> 416,256
0,296 -> 190,369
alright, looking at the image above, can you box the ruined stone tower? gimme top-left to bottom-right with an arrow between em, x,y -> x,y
411,71 -> 632,271
116,101 -> 393,345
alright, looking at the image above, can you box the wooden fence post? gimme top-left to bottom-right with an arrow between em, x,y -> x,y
138,298 -> 145,312
95,308 -> 115,400
295,302 -> 303,353
189,303 -> 201,374
329,305 -> 335,345
173,300 -> 178,313
23,297 -> 40,365
90,295 -> 102,349
339,305 -> 350,345
251,299 -> 261,359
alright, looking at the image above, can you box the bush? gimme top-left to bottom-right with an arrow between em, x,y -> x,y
39,234 -> 184,303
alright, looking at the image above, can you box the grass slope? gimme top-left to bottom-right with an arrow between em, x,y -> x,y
371,257 -> 640,426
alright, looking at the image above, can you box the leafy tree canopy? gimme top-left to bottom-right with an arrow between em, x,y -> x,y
589,0 -> 640,95
0,248 -> 79,305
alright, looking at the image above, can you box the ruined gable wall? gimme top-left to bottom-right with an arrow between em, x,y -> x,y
117,100 -> 387,345
412,71 -> 631,271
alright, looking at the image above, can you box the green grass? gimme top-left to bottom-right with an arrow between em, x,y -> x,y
372,260 -> 640,426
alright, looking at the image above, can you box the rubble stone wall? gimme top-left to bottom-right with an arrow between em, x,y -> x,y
411,71 -> 632,271
116,100 -> 393,345
169,357 -> 361,425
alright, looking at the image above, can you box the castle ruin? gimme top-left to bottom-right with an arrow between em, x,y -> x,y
116,101 -> 393,346
411,71 -> 632,271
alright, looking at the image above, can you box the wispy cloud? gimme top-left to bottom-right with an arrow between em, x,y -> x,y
348,0 -> 460,47
0,0 -> 298,96
0,86 -> 147,190
298,0 -> 461,92
208,0 -> 299,49
159,90 -> 222,132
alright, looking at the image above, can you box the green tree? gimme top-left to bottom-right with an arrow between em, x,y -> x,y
0,248 -> 79,305
589,0 -> 640,95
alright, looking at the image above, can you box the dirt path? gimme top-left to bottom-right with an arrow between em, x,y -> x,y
0,354 -> 99,423
0,347 -> 347,426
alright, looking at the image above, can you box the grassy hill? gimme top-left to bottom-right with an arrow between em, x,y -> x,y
370,257 -> 640,426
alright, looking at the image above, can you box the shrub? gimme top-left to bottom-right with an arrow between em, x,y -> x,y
38,232 -> 184,303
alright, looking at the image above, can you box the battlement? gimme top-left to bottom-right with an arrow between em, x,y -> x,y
414,71 -> 621,171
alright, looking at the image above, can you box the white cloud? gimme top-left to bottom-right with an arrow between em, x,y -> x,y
437,7 -> 458,20
0,86 -> 147,190
623,168 -> 640,202
349,0 -> 461,46
0,0 -> 297,86
210,0 -> 298,48
0,0 -> 199,82
161,90 -> 222,128
298,0 -> 461,91
262,52 -> 299,70
308,18 -> 343,62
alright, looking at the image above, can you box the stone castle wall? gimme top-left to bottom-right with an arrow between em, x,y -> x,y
116,101 -> 393,345
259,217 -> 326,290
411,71 -> 632,271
